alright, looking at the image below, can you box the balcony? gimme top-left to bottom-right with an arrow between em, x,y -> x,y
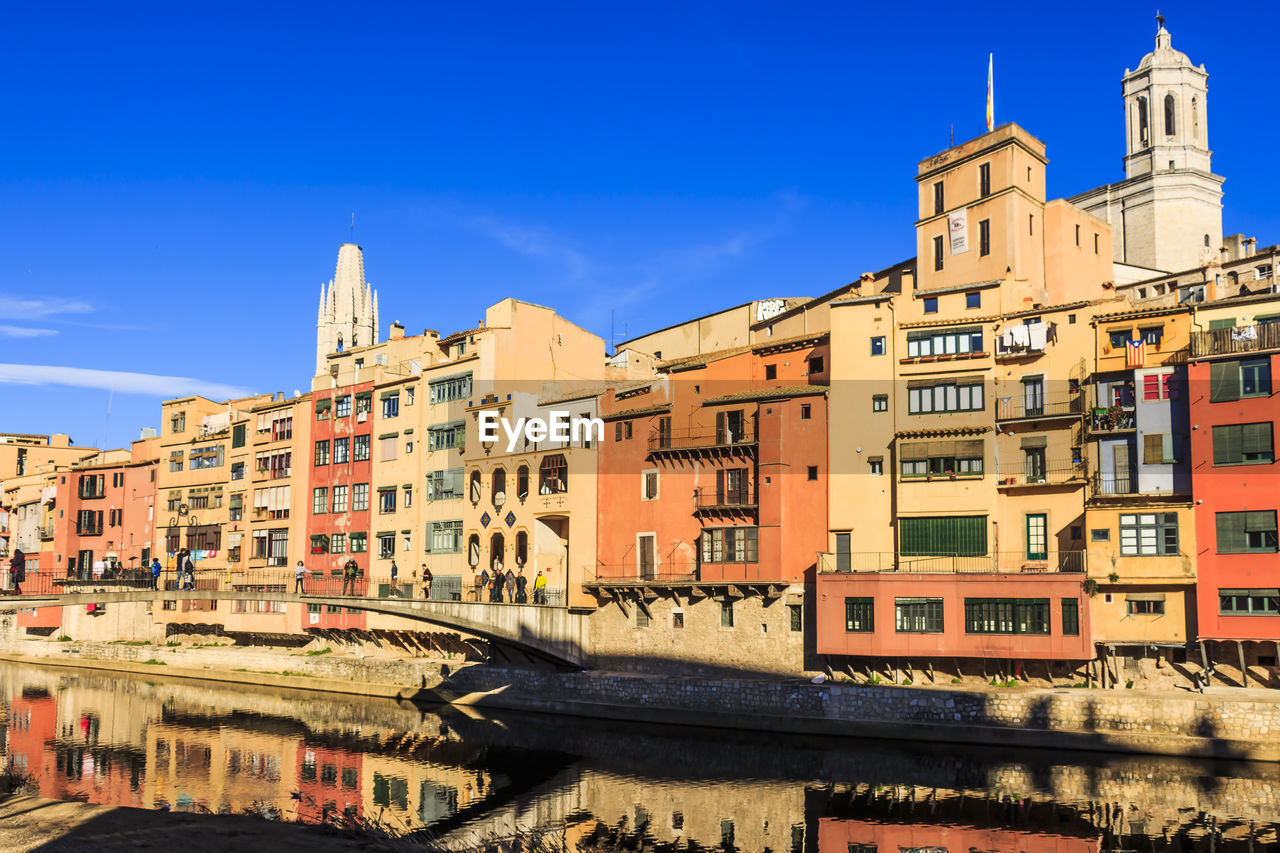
648,426 -> 757,456
1090,472 -> 1137,496
587,563 -> 786,584
994,321 -> 1051,360
996,460 -> 1086,489
1087,405 -> 1137,435
692,487 -> 756,515
995,393 -> 1084,421
818,551 -> 1085,575
1191,322 -> 1280,358
37,523 -> 54,540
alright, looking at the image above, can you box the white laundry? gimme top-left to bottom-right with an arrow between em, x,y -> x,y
1028,322 -> 1048,350
1011,325 -> 1031,347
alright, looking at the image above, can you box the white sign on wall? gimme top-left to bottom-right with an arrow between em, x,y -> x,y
949,209 -> 969,255
755,299 -> 787,322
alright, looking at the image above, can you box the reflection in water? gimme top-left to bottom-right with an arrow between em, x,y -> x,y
1,662 -> 1278,851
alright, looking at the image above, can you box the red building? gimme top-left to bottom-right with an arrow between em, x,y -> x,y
296,743 -> 363,823
1187,318 -> 1280,664
594,334 -> 829,585
53,450 -> 158,580
306,382 -> 373,630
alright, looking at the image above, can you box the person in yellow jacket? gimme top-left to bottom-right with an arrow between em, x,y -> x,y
532,569 -> 548,605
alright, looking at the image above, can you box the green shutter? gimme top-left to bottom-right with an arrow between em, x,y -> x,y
901,516 -> 986,556
1216,512 -> 1246,553
1212,424 -> 1240,465
1210,360 -> 1241,402
1246,511 -> 1278,533
1242,422 -> 1273,456
1208,318 -> 1236,331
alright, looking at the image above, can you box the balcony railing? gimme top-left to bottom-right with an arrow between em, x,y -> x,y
995,460 -> 1086,487
994,322 -> 1051,359
590,564 -> 699,583
693,488 -> 756,509
995,394 -> 1084,420
649,427 -> 757,453
1191,322 -> 1280,358
1087,406 -> 1137,434
1090,472 -> 1137,496
37,524 -> 54,540
818,551 -> 1085,575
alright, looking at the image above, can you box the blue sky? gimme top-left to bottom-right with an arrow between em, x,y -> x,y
2,1 -> 1276,449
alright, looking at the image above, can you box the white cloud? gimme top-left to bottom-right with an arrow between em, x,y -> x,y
0,295 -> 95,320
0,326 -> 58,338
470,216 -> 591,280
0,364 -> 254,400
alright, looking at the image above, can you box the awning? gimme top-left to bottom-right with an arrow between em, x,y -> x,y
1126,592 -> 1167,602
380,390 -> 399,400
355,390 -> 372,400
315,398 -> 332,413
1020,435 -> 1048,448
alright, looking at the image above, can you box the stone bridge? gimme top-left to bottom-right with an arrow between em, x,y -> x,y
0,590 -> 590,667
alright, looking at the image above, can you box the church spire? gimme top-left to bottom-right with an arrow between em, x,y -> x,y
315,243 -> 380,375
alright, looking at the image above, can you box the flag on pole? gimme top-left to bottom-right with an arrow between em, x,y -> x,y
1125,337 -> 1146,369
986,53 -> 994,132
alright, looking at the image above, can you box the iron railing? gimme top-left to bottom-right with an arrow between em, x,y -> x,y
994,394 -> 1084,420
692,488 -> 756,509
1090,472 -> 1137,496
648,426 -> 757,453
1191,322 -> 1280,358
1087,406 -> 1137,434
995,460 -> 1086,487
818,551 -> 1085,575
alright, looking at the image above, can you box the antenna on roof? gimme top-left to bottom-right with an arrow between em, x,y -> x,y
349,211 -> 355,242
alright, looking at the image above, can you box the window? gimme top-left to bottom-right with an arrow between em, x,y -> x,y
77,473 -> 105,499
405,386 -> 415,406
169,451 -> 184,472
1138,94 -> 1149,145
807,356 -> 823,374
964,598 -> 1049,634
1094,233 -> 1100,254
1219,589 -> 1280,616
188,444 -> 224,470
315,398 -> 331,420
899,516 -> 986,556
868,457 -> 883,475
426,468 -> 464,501
923,297 -> 938,314
355,392 -> 372,416
636,610 -> 650,628
108,508 -> 122,526
672,612 -> 684,629
170,411 -> 186,433
978,162 -> 991,197
933,235 -> 944,271
1026,513 -> 1047,560
313,487 -> 328,515
966,291 -> 981,309
870,336 -> 886,356
349,532 -> 367,553
1163,92 -> 1176,135
1108,329 -> 1132,348
1142,372 -> 1175,401
231,461 -> 245,481
899,439 -> 984,479
352,434 -> 370,461
978,219 -> 990,256
788,604 -> 802,632
701,527 -> 759,563
765,364 -> 777,380
932,181 -> 944,215
232,424 -> 246,448
377,533 -> 395,558
845,597 -> 873,632
1140,326 -> 1163,346
1216,511 -> 1279,554
427,521 -> 463,553
1142,433 -> 1178,464
895,598 -> 943,633
379,489 -> 396,514
314,440 -> 330,466
429,372 -> 472,404
1128,597 -> 1165,615
642,470 -> 659,500
872,394 -> 888,412
906,381 -> 984,414
1210,358 -> 1272,402
807,465 -> 818,481
1062,599 -> 1080,636
352,483 -> 369,512
335,395 -> 351,417
379,435 -> 398,462
381,392 -> 400,419
1028,213 -> 1034,235
720,601 -> 734,628
1119,513 -> 1179,556
800,403 -> 812,420
1075,223 -> 1081,246
310,534 -> 330,555
539,454 -> 567,494
905,327 -> 983,358
1212,423 -> 1274,466
77,511 -> 105,535
331,484 -> 348,513
333,437 -> 349,464
428,421 -> 466,451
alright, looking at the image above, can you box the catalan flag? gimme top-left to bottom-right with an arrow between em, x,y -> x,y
1125,337 -> 1146,369
986,53 -> 994,132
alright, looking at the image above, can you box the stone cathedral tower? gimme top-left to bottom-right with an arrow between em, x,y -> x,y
1070,16 -> 1224,273
315,243 -> 379,375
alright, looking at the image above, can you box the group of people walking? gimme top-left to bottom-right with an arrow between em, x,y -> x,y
292,559 -> 436,599
473,567 -> 546,604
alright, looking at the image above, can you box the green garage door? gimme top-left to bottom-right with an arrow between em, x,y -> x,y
900,516 -> 987,556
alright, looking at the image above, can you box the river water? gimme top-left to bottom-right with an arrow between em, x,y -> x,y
1,661 -> 1277,851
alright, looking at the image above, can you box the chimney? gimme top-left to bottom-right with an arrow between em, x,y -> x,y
390,322 -> 405,340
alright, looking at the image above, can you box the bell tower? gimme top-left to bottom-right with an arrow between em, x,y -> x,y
315,243 -> 379,376
1122,14 -> 1212,179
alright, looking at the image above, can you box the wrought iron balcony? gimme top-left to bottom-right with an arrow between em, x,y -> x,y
995,394 -> 1084,421
692,487 -> 756,512
818,550 -> 1085,575
995,460 -> 1086,488
648,427 -> 757,454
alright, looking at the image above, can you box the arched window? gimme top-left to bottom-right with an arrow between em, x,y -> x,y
1204,234 -> 1211,248
539,454 -> 567,494
516,465 -> 529,501
469,470 -> 482,504
467,534 -> 480,567
1191,96 -> 1200,140
1164,93 -> 1176,136
515,530 -> 528,566
492,468 -> 506,507
336,334 -> 343,352
1137,96 -> 1149,146
490,533 -> 505,573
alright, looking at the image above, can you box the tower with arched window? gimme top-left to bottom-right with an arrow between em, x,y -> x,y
315,243 -> 380,376
1069,16 -> 1223,273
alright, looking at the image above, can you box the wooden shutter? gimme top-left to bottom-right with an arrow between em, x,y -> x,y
1216,512 -> 1246,553
715,411 -> 726,444
1143,434 -> 1164,464
1210,360 -> 1241,402
1213,425 -> 1240,465
1242,422 -> 1273,457
955,439 -> 984,458
901,442 -> 930,460
639,536 -> 655,579
1247,511 -> 1278,534
715,468 -> 725,503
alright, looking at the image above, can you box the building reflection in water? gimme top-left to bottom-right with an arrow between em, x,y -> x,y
2,663 -> 1278,852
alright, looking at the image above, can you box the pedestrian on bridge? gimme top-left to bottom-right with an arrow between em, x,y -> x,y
514,569 -> 528,604
149,558 -> 161,591
390,560 -> 399,596
342,558 -> 358,595
294,560 -> 306,594
8,549 -> 24,595
420,564 -> 432,600
533,569 -> 547,605
476,568 -> 489,602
